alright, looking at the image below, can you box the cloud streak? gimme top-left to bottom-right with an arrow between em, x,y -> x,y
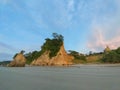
0,42 -> 17,51
87,19 -> 120,52
88,28 -> 120,52
0,52 -> 13,60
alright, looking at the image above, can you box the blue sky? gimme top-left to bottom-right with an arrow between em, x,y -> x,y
0,0 -> 120,61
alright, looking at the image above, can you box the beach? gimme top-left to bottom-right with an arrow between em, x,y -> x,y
0,65 -> 120,90
71,63 -> 120,67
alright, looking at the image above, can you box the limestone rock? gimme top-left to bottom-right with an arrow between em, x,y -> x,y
8,53 -> 26,67
31,44 -> 74,66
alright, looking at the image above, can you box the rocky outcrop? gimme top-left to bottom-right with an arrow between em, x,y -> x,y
104,46 -> 111,53
31,44 -> 74,66
8,53 -> 26,67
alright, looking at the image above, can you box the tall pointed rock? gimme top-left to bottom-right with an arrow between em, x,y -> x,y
31,43 -> 74,66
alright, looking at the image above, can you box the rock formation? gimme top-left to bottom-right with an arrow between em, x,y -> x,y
104,46 -> 111,53
31,44 -> 74,66
8,52 -> 26,67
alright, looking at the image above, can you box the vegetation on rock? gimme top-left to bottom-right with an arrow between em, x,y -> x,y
41,33 -> 63,58
13,50 -> 25,59
11,33 -> 120,65
25,33 -> 64,64
8,51 -> 26,67
25,39 -> 120,64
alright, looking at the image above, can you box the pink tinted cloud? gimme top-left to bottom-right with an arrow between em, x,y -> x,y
87,28 -> 120,52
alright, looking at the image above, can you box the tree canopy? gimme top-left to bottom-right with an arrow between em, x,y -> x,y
102,47 -> 120,63
68,50 -> 86,60
25,33 -> 64,64
40,33 -> 64,58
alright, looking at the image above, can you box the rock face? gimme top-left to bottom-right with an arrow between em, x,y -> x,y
8,53 -> 26,67
31,44 -> 74,66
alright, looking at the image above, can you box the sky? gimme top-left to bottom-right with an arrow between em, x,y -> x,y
0,0 -> 120,61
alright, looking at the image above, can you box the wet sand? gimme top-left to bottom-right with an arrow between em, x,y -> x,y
0,66 -> 120,90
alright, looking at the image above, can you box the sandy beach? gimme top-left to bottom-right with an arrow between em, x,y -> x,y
71,63 -> 120,67
0,66 -> 120,90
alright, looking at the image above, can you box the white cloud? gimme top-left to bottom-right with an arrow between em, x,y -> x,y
0,42 -> 17,52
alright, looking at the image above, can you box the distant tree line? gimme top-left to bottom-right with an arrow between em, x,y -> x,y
68,50 -> 86,61
0,61 -> 11,66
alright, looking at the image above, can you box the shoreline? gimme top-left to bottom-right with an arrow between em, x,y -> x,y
1,63 -> 120,67
71,63 -> 120,67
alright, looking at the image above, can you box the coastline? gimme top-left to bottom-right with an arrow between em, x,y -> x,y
71,63 -> 120,67
1,63 -> 120,67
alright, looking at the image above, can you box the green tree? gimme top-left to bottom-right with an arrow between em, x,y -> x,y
68,50 -> 86,60
20,50 -> 25,54
13,50 -> 25,59
52,33 -> 64,41
102,47 -> 120,63
13,53 -> 18,59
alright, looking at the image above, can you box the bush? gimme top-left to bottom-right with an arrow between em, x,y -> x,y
68,50 -> 86,61
102,47 -> 120,63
